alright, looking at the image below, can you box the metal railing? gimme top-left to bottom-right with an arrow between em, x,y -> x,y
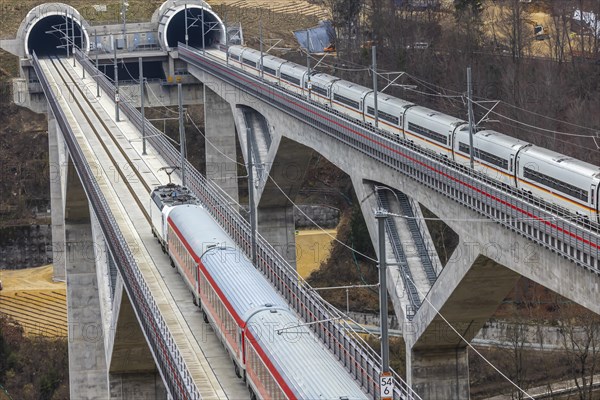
395,190 -> 438,285
32,53 -> 201,400
74,48 -> 421,400
376,190 -> 421,314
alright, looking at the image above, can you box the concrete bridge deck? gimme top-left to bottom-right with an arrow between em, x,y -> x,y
39,55 -> 248,399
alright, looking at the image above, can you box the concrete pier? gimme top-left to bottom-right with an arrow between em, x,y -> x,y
64,160 -> 110,398
204,86 -> 239,204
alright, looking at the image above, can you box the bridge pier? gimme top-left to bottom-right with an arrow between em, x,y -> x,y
255,137 -> 316,268
204,85 -> 239,204
48,111 -> 67,281
64,158 -> 110,398
406,251 -> 521,399
108,289 -> 167,399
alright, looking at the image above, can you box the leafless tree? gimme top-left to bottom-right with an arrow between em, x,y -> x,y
557,307 -> 600,400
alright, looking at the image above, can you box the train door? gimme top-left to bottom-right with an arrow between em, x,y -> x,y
510,154 -> 517,185
592,184 -> 599,223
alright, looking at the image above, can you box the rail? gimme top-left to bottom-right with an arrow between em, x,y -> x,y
32,53 -> 201,400
74,48 -> 421,400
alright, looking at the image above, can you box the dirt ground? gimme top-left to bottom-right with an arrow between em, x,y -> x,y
0,265 -> 67,337
295,228 -> 336,278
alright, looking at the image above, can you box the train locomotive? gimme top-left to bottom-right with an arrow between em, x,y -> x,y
150,184 -> 368,400
223,45 -> 600,223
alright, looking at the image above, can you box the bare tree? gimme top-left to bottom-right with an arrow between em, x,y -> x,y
557,307 -> 600,400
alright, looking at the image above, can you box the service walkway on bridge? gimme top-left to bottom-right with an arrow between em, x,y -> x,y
37,55 -> 249,399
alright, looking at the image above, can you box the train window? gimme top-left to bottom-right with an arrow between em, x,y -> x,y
408,122 -> 447,145
367,106 -> 400,125
333,93 -> 360,109
459,142 -> 508,169
263,66 -> 277,76
307,84 -> 328,97
242,58 -> 257,68
280,73 -> 301,86
523,167 -> 588,202
230,54 -> 240,61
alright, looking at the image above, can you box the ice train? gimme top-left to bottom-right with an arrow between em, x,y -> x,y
224,45 -> 600,223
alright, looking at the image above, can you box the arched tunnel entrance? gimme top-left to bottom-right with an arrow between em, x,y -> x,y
162,6 -> 225,50
27,14 -> 86,57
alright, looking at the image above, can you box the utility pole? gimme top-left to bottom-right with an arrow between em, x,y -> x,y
306,30 -> 311,100
121,0 -> 128,49
259,17 -> 264,78
375,204 -> 395,400
139,57 -> 146,155
114,40 -> 120,122
95,29 -> 100,97
375,209 -> 389,375
184,4 -> 189,46
65,11 -> 69,58
71,14 -> 75,67
247,127 -> 257,265
372,45 -> 379,129
467,67 -> 475,169
224,10 -> 229,64
178,83 -> 187,187
201,5 -> 205,53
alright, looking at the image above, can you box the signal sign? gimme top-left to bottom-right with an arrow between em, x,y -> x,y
380,372 -> 394,400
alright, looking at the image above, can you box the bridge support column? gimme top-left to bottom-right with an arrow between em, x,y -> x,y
407,348 -> 469,399
48,111 -> 67,281
257,206 -> 297,266
109,285 -> 167,399
204,86 -> 239,204
64,159 -> 110,398
254,137 -> 315,269
406,243 -> 521,399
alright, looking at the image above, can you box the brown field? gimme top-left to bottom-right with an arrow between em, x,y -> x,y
0,265 -> 67,337
295,229 -> 336,278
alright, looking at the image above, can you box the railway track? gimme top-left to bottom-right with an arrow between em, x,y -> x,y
47,56 -> 159,223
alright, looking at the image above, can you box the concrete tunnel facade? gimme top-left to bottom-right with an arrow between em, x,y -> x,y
16,1 -> 226,58
18,3 -> 89,57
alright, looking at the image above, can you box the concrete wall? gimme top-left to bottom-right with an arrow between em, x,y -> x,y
294,205 -> 340,229
0,224 -> 52,269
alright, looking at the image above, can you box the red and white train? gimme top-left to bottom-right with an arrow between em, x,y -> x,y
150,184 -> 368,400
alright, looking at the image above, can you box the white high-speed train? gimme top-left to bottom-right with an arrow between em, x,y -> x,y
224,45 -> 600,223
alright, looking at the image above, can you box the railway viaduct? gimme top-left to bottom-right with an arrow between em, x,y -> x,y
1,1 -> 599,399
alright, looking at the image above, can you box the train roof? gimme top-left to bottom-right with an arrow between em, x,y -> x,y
151,184 -> 198,210
365,92 -> 414,109
238,47 -> 261,61
279,62 -> 308,76
407,105 -> 466,127
262,54 -> 287,67
228,45 -> 245,56
168,205 -> 289,321
332,80 -> 372,96
473,129 -> 531,150
247,309 -> 368,399
520,146 -> 600,179
309,72 -> 339,86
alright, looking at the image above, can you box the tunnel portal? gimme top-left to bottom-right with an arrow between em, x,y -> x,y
27,14 -> 86,57
160,4 -> 225,50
